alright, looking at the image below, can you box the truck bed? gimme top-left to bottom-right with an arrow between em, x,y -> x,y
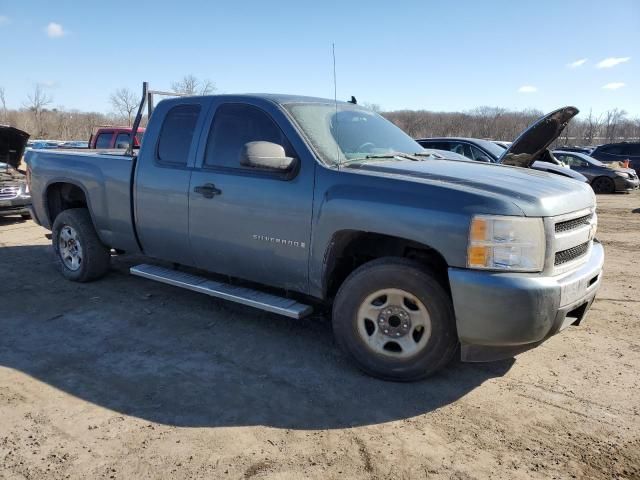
26,149 -> 140,253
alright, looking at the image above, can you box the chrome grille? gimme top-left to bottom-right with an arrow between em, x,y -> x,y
555,213 -> 593,234
551,208 -> 596,275
0,186 -> 20,199
555,241 -> 590,266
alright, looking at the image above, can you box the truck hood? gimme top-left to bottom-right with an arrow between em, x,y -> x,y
347,158 -> 595,217
499,106 -> 579,168
0,126 -> 30,170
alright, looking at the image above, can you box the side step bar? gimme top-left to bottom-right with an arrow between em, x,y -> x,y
130,264 -> 313,319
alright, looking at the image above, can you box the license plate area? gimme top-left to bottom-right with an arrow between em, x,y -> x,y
560,273 -> 598,306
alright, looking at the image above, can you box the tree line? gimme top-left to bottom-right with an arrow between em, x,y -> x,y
0,75 -> 215,140
1,80 -> 638,146
382,107 -> 640,146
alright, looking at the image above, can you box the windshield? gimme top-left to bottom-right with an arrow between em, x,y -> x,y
284,103 -> 423,165
477,140 -> 509,158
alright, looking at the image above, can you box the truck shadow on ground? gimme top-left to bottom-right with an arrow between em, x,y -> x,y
0,244 -> 514,430
0,215 -> 29,226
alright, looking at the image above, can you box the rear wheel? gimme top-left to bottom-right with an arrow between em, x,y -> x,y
52,208 -> 110,282
592,176 -> 615,194
332,258 -> 458,381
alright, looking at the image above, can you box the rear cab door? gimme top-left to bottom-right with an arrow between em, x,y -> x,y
187,97 -> 315,293
134,96 -> 212,265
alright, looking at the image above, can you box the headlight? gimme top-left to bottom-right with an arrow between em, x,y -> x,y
467,215 -> 545,272
614,171 -> 630,179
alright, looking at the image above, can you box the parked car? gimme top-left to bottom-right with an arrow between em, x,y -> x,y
26,97 -> 602,381
554,146 -> 594,155
88,127 -> 145,149
554,150 -> 639,193
0,126 -> 31,218
416,136 -> 587,182
58,140 -> 89,149
29,141 -> 61,150
590,142 -> 640,177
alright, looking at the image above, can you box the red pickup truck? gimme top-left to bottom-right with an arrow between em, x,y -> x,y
88,127 -> 145,149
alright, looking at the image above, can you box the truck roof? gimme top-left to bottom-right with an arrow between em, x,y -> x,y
159,93 -> 351,107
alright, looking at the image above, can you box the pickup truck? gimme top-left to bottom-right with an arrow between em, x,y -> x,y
26,95 -> 604,381
88,126 -> 145,149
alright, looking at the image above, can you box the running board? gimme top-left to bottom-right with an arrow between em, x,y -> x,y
130,264 -> 313,319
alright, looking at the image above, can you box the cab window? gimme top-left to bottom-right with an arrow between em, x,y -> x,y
204,103 -> 294,170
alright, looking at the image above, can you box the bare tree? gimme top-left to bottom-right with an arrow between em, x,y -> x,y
582,109 -> 602,145
109,88 -> 138,126
0,87 -> 7,123
23,85 -> 53,137
602,108 -> 627,142
171,74 -> 216,95
362,102 -> 382,113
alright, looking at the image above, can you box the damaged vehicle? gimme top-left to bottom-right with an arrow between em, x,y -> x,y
0,126 -> 31,219
417,107 -> 588,183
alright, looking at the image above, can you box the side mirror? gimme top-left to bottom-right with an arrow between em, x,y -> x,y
240,141 -> 296,171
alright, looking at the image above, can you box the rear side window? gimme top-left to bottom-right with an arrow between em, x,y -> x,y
95,133 -> 112,149
420,141 -> 450,151
157,104 -> 201,166
115,133 -> 130,148
204,104 -> 294,169
600,145 -> 623,155
622,144 -> 640,156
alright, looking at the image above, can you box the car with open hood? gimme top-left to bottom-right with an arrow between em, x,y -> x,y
0,126 -> 31,218
416,107 -> 588,183
26,93 -> 603,381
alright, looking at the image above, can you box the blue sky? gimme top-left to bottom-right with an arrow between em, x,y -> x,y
1,0 -> 638,116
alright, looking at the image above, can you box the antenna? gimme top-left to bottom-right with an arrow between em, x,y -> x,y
332,42 -> 341,167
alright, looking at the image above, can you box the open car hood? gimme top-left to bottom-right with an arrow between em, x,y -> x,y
498,106 -> 579,168
0,125 -> 30,170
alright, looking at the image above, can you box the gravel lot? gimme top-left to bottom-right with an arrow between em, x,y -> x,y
1,192 -> 639,480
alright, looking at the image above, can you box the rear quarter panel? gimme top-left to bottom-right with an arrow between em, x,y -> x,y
27,150 -> 140,252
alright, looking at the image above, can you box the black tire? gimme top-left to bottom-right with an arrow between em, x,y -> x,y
332,257 -> 458,381
592,176 -> 615,194
52,208 -> 110,282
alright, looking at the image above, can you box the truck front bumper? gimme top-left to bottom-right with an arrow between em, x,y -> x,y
449,241 -> 604,362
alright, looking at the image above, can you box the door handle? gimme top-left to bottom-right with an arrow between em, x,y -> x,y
193,183 -> 222,199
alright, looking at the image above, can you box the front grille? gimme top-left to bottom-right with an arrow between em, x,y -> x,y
555,213 -> 593,233
555,241 -> 590,266
0,186 -> 20,199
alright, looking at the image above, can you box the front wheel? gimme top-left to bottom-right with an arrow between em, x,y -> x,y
52,208 -> 111,282
592,176 -> 615,194
332,258 -> 458,381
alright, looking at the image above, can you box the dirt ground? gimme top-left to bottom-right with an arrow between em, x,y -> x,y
1,192 -> 639,480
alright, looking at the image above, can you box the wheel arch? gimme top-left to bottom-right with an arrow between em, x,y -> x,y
321,230 -> 450,301
44,181 -> 92,226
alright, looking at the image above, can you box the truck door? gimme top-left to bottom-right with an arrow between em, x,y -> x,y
188,100 -> 314,293
134,98 -> 210,265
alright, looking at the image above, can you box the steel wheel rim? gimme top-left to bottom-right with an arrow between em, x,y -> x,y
593,177 -> 612,193
356,288 -> 432,359
58,225 -> 83,271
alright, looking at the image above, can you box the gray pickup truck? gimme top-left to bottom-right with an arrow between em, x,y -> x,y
26,94 -> 603,381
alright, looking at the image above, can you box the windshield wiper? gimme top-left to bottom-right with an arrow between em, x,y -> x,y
340,152 -> 421,166
412,151 -> 445,159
